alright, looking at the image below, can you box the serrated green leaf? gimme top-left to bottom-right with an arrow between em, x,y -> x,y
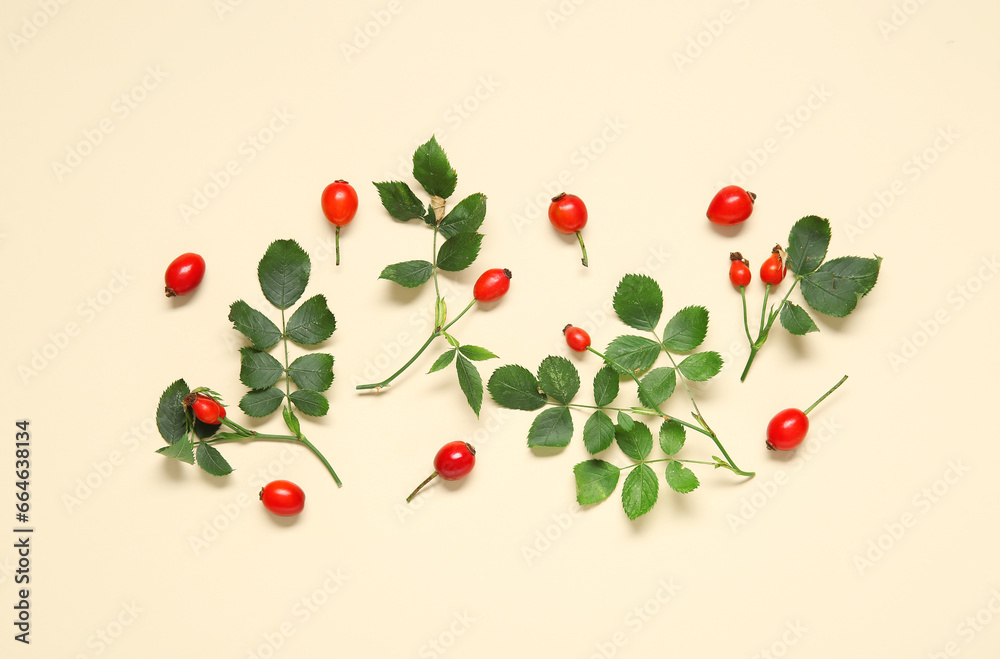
638,367 -> 676,408
615,415 -> 653,461
536,355 -> 580,405
287,353 -> 335,392
605,335 -> 661,375
373,181 -> 426,222
455,355 -> 484,417
285,295 -> 337,345
156,379 -> 190,444
239,388 -> 285,417
195,442 -> 233,476
439,193 -> 487,239
527,407 -> 573,448
156,435 -> 194,464
665,461 -> 700,494
592,364 -> 620,407
239,347 -> 285,389
613,274 -> 664,332
786,215 -> 831,275
616,411 -> 636,433
378,260 -> 434,288
801,256 -> 882,318
583,410 -> 615,454
428,349 -> 457,374
436,232 -> 483,272
193,418 -> 221,440
289,389 -> 329,417
488,365 -> 547,410
677,352 -> 723,382
779,302 -> 820,335
574,460 -> 621,505
659,420 -> 686,455
228,300 -> 282,350
622,464 -> 659,520
412,136 -> 457,199
458,345 -> 497,361
422,202 -> 438,229
661,306 -> 709,352
258,239 -> 310,310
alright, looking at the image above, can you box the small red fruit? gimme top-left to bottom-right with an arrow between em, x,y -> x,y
563,325 -> 591,352
548,193 -> 589,267
766,408 -> 808,451
321,180 -> 359,266
473,268 -> 512,303
260,479 -> 306,517
190,393 -> 226,425
707,185 -> 756,226
729,252 -> 751,288
164,253 -> 206,297
406,441 -> 477,502
760,245 -> 787,286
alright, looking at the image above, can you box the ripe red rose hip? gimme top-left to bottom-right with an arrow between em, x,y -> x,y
321,180 -> 359,266
563,325 -> 591,352
473,268 -> 512,303
729,252 -> 751,288
406,441 -> 477,502
548,192 -> 590,267
707,185 -> 756,226
260,479 -> 306,517
766,408 -> 808,451
164,253 -> 206,297
760,245 -> 787,286
190,393 -> 226,425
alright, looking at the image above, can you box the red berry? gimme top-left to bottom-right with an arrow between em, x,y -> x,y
766,408 -> 809,451
563,325 -> 591,352
190,393 -> 225,425
706,185 -> 756,225
434,441 -> 477,480
260,480 -> 306,517
473,268 -> 512,303
164,253 -> 205,297
729,252 -> 751,288
320,180 -> 358,227
760,245 -> 787,286
548,193 -> 590,267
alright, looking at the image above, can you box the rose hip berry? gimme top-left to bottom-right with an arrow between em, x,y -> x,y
707,185 -> 756,226
164,253 -> 206,297
729,252 -> 751,288
406,441 -> 476,502
321,180 -> 359,266
190,393 -> 226,425
260,479 -> 306,517
766,375 -> 848,451
548,192 -> 590,267
563,325 -> 591,352
473,268 -> 512,303
760,245 -> 787,286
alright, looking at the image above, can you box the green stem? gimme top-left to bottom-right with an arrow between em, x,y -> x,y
441,299 -> 475,333
576,231 -> 589,267
335,226 -> 341,266
803,375 -> 848,415
654,329 -> 710,434
298,434 -> 342,486
622,457 -> 721,469
740,286 -> 753,344
739,277 -> 802,383
356,332 -> 438,390
405,472 -> 438,503
759,283 -> 771,335
210,424 -> 342,486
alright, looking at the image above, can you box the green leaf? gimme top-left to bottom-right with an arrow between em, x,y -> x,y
458,345 -> 497,361
801,256 -> 882,318
574,460 -> 621,505
661,306 -> 709,352
615,412 -> 653,461
583,410 -> 615,454
422,202 -> 438,229
677,352 -> 723,382
428,349 -> 457,374
285,295 -> 337,345
665,461 -> 700,494
779,302 -> 820,335
283,406 -> 302,436
379,260 -> 434,288
228,300 -> 282,350
622,464 -> 659,520
287,353 -> 335,392
195,443 -> 233,476
258,239 -> 310,310
156,435 -> 195,465
613,274 -> 663,332
638,367 -> 676,408
412,136 -> 457,199
289,389 -> 329,417
239,388 -> 285,417
488,365 -> 547,410
239,347 -> 285,389
536,355 -> 580,405
436,232 -> 483,272
605,335 -> 661,375
439,193 -> 487,239
659,420 -> 686,455
193,418 -> 221,440
373,181 -> 426,222
592,364 -> 620,407
455,355 -> 484,417
786,215 -> 831,275
527,407 -> 573,448
156,379 -> 190,444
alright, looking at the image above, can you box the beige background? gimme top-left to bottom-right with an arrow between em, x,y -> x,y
4,1 -> 999,656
